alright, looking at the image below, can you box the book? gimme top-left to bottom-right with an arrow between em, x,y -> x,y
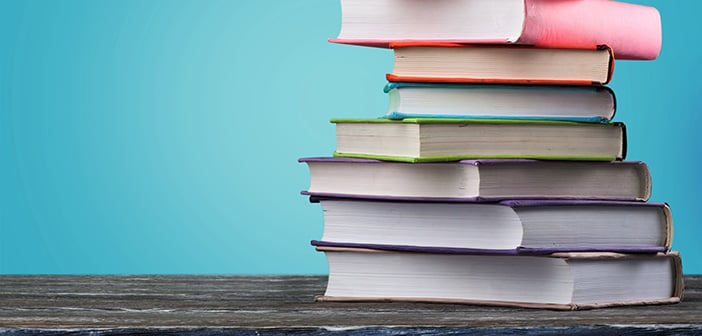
332,118 -> 626,162
314,247 -> 683,310
386,44 -> 613,85
299,158 -> 651,202
311,199 -> 672,254
330,0 -> 662,60
384,83 -> 616,122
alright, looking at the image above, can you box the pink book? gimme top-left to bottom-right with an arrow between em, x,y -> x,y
330,0 -> 662,60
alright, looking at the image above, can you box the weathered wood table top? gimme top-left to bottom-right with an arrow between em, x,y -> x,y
1,275 -> 700,335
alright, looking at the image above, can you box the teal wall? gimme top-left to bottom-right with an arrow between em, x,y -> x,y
1,0 -> 699,274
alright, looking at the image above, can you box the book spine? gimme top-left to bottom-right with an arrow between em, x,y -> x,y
618,121 -> 627,160
663,204 -> 674,250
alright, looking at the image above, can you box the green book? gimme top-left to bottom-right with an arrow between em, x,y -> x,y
331,118 -> 626,162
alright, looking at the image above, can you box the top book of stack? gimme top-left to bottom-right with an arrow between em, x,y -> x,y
331,0 -> 662,60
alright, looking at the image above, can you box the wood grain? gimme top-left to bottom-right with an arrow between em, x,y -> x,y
0,275 -> 700,334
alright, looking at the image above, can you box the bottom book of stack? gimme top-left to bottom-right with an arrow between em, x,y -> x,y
314,245 -> 683,310
308,197 -> 683,310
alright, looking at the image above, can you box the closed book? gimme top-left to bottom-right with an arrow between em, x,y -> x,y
331,0 -> 661,60
311,199 -> 672,254
384,83 -> 616,123
332,118 -> 626,162
386,43 -> 613,85
315,247 -> 683,310
299,158 -> 651,202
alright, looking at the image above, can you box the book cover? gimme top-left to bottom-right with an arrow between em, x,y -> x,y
311,240 -> 669,256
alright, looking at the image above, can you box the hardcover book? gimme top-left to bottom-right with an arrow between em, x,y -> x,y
315,247 -> 683,310
331,0 -> 662,60
332,118 -> 626,162
386,43 -> 613,85
384,83 -> 616,123
299,158 -> 651,202
311,199 -> 672,254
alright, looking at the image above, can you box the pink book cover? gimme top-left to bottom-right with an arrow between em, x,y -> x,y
330,0 -> 662,60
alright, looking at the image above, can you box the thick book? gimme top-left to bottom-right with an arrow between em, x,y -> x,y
384,83 -> 616,123
332,118 -> 626,162
299,158 -> 651,202
311,199 -> 672,254
330,0 -> 662,60
314,247 -> 683,310
386,43 -> 613,85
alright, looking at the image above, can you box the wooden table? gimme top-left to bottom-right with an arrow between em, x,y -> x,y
1,275 -> 701,335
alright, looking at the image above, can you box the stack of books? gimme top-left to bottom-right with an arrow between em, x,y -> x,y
300,0 -> 683,310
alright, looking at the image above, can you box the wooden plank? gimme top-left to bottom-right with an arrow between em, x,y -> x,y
0,275 -> 700,333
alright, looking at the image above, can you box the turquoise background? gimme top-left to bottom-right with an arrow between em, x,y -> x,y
0,0 -> 699,274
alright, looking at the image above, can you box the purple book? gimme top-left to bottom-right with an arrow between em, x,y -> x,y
309,198 -> 672,255
299,157 -> 651,202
